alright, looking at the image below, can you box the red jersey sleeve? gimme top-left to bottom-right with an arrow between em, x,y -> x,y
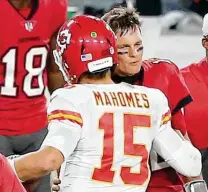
50,0 -> 67,35
171,110 -> 187,135
168,64 -> 192,115
167,64 -> 192,135
0,154 -> 26,192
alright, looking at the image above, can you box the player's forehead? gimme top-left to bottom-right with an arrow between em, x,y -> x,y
116,27 -> 142,47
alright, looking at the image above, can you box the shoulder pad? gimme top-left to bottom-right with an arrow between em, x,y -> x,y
147,58 -> 173,65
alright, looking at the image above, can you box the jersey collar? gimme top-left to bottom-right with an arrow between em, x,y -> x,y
111,66 -> 144,85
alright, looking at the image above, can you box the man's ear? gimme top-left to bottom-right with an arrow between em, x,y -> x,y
202,38 -> 208,49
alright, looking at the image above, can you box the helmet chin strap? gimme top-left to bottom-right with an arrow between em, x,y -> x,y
53,50 -> 72,85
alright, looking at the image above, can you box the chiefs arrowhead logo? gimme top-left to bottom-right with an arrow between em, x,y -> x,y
57,29 -> 71,54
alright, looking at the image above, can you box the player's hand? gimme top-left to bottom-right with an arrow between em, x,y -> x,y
51,178 -> 61,192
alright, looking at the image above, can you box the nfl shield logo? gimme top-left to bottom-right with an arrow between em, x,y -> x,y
23,21 -> 36,32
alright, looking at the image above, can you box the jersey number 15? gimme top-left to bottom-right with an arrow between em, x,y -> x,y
92,113 -> 151,186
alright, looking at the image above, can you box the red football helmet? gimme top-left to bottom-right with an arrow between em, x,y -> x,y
53,15 -> 118,84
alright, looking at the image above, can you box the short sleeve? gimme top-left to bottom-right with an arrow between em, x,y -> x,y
167,64 -> 192,115
42,89 -> 82,159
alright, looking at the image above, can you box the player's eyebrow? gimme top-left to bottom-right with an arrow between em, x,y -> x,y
118,41 -> 142,48
118,44 -> 130,48
135,41 -> 142,45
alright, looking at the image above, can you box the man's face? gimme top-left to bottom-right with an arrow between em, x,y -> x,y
115,27 -> 143,76
202,37 -> 208,60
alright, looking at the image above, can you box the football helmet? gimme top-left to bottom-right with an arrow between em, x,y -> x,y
53,15 -> 117,84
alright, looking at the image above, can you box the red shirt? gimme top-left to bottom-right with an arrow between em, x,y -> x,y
141,59 -> 192,192
0,0 -> 67,135
181,58 -> 208,149
0,154 -> 26,192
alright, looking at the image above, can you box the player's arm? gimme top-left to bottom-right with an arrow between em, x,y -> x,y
168,64 -> 207,188
10,146 -> 64,182
151,61 -> 206,190
174,109 -> 206,191
152,91 -> 202,178
47,0 -> 67,93
154,124 -> 207,191
168,63 -> 193,116
9,90 -> 82,182
153,124 -> 201,177
168,62 -> 193,135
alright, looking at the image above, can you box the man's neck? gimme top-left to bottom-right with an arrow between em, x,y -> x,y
8,0 -> 31,9
79,72 -> 114,84
114,68 -> 135,77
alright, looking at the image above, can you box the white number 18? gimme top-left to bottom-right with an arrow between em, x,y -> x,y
1,46 -> 48,97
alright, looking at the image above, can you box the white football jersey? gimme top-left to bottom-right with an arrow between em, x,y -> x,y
42,83 -> 171,192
